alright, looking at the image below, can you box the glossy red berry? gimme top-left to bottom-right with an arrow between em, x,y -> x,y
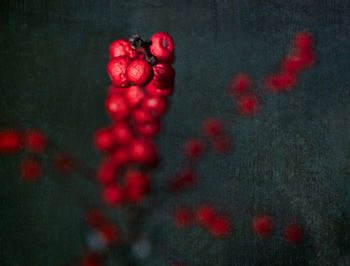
230,73 -> 252,96
150,32 -> 174,62
174,208 -> 192,228
283,223 -> 303,244
94,127 -> 114,152
135,121 -> 161,138
195,205 -> 216,228
202,118 -> 223,137
236,94 -> 260,115
24,129 -> 47,153
105,93 -> 130,121
129,139 -> 157,164
96,158 -> 117,185
252,214 -> 274,238
151,63 -> 175,88
124,85 -> 145,109
209,216 -> 232,238
111,147 -> 131,167
126,59 -> 154,86
183,138 -> 205,159
0,129 -> 22,154
141,96 -> 167,119
102,184 -> 124,206
107,56 -> 132,88
109,39 -> 137,59
20,158 -> 43,182
111,122 -> 133,145
145,82 -> 174,97
53,152 -> 74,174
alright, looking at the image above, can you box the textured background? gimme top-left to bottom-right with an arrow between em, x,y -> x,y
0,0 -> 349,265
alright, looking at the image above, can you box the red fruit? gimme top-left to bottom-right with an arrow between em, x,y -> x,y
96,159 -> 117,185
169,169 -> 197,191
282,54 -> 305,75
126,59 -> 154,86
111,147 -> 131,167
151,63 -> 175,88
111,122 -> 133,145
20,158 -> 43,182
183,138 -> 205,159
24,129 -> 47,153
212,135 -> 231,154
102,184 -> 124,206
293,32 -> 314,53
129,139 -> 157,164
252,214 -> 274,238
94,127 -> 114,152
195,205 -> 216,228
135,121 -> 161,138
124,85 -> 145,108
107,56 -> 132,88
283,223 -> 303,244
98,223 -> 119,246
265,72 -> 297,93
108,84 -> 126,96
202,117 -> 223,137
145,82 -> 174,97
109,39 -> 137,59
230,73 -> 252,96
105,93 -> 130,121
209,216 -> 232,238
236,94 -> 260,115
125,170 -> 150,202
132,108 -> 157,124
0,129 -> 22,154
53,152 -> 74,174
150,32 -> 174,62
173,208 -> 192,228
80,252 -> 102,266
141,96 -> 167,118
85,208 -> 107,229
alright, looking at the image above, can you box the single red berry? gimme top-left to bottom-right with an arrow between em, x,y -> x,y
283,223 -> 303,244
105,93 -> 130,121
132,108 -> 157,124
102,184 -> 124,206
236,94 -> 260,115
145,82 -> 174,97
24,129 -> 47,153
293,31 -> 314,53
151,63 -> 175,88
125,170 -> 150,202
212,135 -> 231,154
94,127 -> 114,152
282,54 -> 305,75
252,214 -> 274,238
20,158 -> 43,182
124,85 -> 145,109
85,208 -> 107,229
202,117 -> 223,137
126,59 -> 154,86
297,50 -> 316,68
141,96 -> 167,118
111,147 -> 131,167
174,208 -> 192,228
209,216 -> 232,238
107,56 -> 132,88
98,222 -> 119,246
0,129 -> 22,154
111,122 -> 133,145
265,72 -> 297,93
183,138 -> 205,159
169,169 -> 197,191
229,73 -> 252,96
129,139 -> 157,164
96,158 -> 117,185
53,152 -> 74,174
135,121 -> 161,138
108,84 -> 127,96
80,252 -> 102,266
195,204 -> 216,228
109,39 -> 137,59
150,32 -> 174,62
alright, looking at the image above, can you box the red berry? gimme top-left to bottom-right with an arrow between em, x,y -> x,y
151,63 -> 175,88
195,205 -> 216,228
125,170 -> 150,202
212,135 -> 231,154
107,56 -> 132,88
145,82 -> 174,97
80,252 -> 102,266
102,184 -> 124,206
173,208 -> 192,228
293,31 -> 314,53
129,139 -> 157,164
53,152 -> 74,174
96,158 -> 117,185
282,54 -> 305,75
229,73 -> 252,96
20,158 -> 43,182
135,121 -> 161,138
108,84 -> 126,96
111,147 -> 131,167
124,85 -> 145,109
126,59 -> 154,86
94,127 -> 114,152
183,138 -> 205,159
111,122 -> 133,145
150,32 -> 174,62
24,129 -> 47,153
141,96 -> 167,118
209,216 -> 232,238
202,117 -> 223,137
283,223 -> 303,244
105,93 -> 130,121
132,108 -> 157,124
169,169 -> 197,191
252,214 -> 274,238
0,129 -> 22,154
85,208 -> 107,229
236,94 -> 260,115
265,72 -> 297,93
98,222 -> 119,246
109,39 -> 137,59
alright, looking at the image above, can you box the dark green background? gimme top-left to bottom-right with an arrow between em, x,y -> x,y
0,0 -> 349,265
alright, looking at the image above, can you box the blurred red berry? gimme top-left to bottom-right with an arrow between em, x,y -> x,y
230,73 -> 252,96
126,59 -> 154,86
183,138 -> 205,159
125,170 -> 150,202
98,222 -> 119,246
135,121 -> 161,138
212,135 -> 231,154
102,184 -> 124,206
150,32 -> 174,62
283,223 -> 303,244
169,169 -> 197,191
252,214 -> 274,238
132,108 -> 157,124
94,127 -> 114,153
236,94 -> 260,115
105,93 -> 130,121
151,63 -> 175,88
111,122 -> 133,145
293,31 -> 314,53
145,82 -> 174,97
20,158 -> 43,182
174,208 -> 192,228
195,204 -> 216,228
0,129 -> 22,154
85,208 -> 107,229
124,85 -> 145,109
141,96 -> 167,119
129,139 -> 157,164
80,252 -> 102,266
96,158 -> 117,185
109,39 -> 137,59
53,152 -> 74,174
202,117 -> 223,137
107,56 -> 132,88
24,129 -> 47,153
209,216 -> 232,238
108,84 -> 126,96
111,147 -> 131,167
265,72 -> 297,93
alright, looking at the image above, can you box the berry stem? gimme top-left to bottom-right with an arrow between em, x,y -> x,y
129,34 -> 157,65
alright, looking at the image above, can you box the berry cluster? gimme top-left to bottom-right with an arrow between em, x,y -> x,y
94,32 -> 175,207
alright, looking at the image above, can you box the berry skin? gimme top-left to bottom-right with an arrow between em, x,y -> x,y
183,138 -> 205,159
141,96 -> 167,119
111,122 -> 133,145
236,94 -> 260,115
265,72 -> 297,93
151,63 -> 175,88
107,56 -> 132,88
125,170 -> 150,202
150,32 -> 174,62
132,108 -> 157,124
129,139 -> 157,164
109,39 -> 137,59
169,169 -> 197,191
105,93 -> 130,121
293,32 -> 314,53
202,117 -> 223,137
283,223 -> 303,244
209,216 -> 232,238
252,214 -> 274,238
173,208 -> 192,228
0,129 -> 22,154
135,121 -> 161,138
102,184 -> 124,206
94,127 -> 114,152
53,153 -> 74,174
124,85 -> 145,109
230,73 -> 252,96
20,158 -> 43,182
111,147 -> 131,167
195,205 -> 216,228
96,158 -> 117,185
126,59 -> 154,86
145,82 -> 174,97
24,129 -> 47,153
